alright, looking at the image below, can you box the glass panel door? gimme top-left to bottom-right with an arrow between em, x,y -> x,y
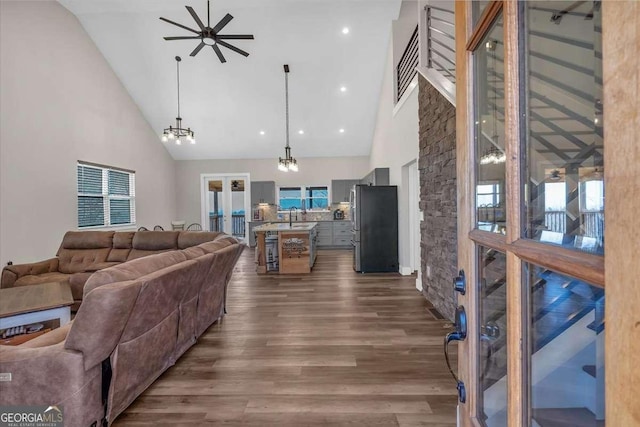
228,178 -> 247,239
204,175 -> 249,240
206,179 -> 225,232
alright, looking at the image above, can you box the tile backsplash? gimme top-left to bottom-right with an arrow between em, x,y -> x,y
253,204 -> 350,221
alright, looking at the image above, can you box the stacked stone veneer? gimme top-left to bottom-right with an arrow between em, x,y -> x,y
418,75 -> 458,321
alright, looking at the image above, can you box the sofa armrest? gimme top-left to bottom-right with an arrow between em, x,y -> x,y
0,258 -> 59,288
0,342 -> 103,426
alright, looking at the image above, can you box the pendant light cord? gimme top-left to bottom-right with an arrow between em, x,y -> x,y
176,57 -> 181,118
284,67 -> 290,150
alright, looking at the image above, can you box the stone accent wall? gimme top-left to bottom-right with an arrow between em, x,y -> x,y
418,75 -> 458,321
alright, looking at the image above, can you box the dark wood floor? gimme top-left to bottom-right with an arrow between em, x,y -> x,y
114,249 -> 458,426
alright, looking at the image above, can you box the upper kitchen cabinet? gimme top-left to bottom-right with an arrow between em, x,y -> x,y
331,179 -> 359,204
250,181 -> 276,205
360,168 -> 390,186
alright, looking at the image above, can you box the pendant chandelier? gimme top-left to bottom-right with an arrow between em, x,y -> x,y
278,64 -> 298,172
161,56 -> 195,145
480,39 -> 504,166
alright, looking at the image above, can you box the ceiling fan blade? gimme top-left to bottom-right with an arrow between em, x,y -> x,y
217,34 -> 254,40
164,36 -> 202,40
212,44 -> 227,63
190,41 -> 206,57
185,6 -> 206,31
212,13 -> 234,34
159,17 -> 200,35
217,40 -> 249,57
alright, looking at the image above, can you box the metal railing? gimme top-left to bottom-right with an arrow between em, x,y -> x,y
544,210 -> 603,243
209,214 -> 246,237
396,25 -> 419,102
425,4 -> 456,84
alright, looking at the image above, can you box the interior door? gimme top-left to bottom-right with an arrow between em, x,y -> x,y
453,2 -> 607,426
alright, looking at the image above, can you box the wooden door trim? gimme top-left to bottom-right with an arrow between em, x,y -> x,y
502,1 -> 525,425
469,229 -> 508,252
602,2 -> 639,424
466,1 -> 504,52
455,1 -> 478,424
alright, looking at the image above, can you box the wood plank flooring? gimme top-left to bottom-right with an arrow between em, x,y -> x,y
114,249 -> 458,426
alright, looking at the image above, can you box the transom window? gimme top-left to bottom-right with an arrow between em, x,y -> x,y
278,186 -> 329,211
77,162 -> 136,228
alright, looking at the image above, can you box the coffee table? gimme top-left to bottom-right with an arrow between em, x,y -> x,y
0,282 -> 74,330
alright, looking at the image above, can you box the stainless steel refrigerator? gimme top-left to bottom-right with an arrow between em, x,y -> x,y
350,185 -> 399,273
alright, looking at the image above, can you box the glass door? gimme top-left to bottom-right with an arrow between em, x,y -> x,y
454,1 -> 606,426
203,174 -> 250,241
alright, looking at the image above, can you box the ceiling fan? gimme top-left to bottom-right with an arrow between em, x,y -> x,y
160,1 -> 254,63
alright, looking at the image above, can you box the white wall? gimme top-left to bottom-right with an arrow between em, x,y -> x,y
0,1 -> 177,266
369,35 -> 420,274
175,157 -> 369,224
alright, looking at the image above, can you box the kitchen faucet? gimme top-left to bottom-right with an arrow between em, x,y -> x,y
289,207 -> 299,226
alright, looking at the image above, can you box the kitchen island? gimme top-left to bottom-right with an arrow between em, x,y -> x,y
253,222 -> 318,274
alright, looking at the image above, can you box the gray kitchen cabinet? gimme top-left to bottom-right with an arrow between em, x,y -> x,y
360,168 -> 390,186
332,221 -> 352,247
250,181 -> 276,205
316,222 -> 333,247
331,179 -> 359,204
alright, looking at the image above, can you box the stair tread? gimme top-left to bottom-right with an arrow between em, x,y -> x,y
533,408 -> 603,427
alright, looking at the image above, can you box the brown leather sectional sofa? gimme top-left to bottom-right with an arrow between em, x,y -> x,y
1,230 -> 227,310
0,231 -> 245,427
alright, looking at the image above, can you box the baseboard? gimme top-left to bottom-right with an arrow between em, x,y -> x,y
399,265 -> 413,276
415,278 -> 423,291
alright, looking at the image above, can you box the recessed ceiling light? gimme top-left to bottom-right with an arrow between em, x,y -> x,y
298,130 -> 304,135
339,128 -> 345,133
342,27 -> 350,35
340,86 -> 347,93
259,130 -> 265,135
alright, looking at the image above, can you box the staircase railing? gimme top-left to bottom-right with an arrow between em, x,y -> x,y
396,25 -> 419,102
418,1 -> 456,105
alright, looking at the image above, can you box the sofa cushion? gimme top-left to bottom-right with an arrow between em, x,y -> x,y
181,246 -> 207,260
177,231 -> 222,249
113,232 -> 135,249
69,272 -> 94,300
107,248 -> 131,263
14,272 -> 71,287
84,251 -> 187,298
198,239 -> 235,253
132,231 -> 179,251
19,322 -> 73,349
57,248 -> 113,274
58,231 -> 114,251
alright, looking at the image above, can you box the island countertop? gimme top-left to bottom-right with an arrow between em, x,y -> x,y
253,222 -> 318,232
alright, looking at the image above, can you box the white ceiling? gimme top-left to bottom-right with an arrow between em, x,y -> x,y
59,0 -> 401,160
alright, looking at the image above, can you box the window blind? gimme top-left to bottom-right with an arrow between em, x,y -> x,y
77,162 -> 135,228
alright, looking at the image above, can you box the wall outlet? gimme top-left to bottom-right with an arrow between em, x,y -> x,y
426,265 -> 431,278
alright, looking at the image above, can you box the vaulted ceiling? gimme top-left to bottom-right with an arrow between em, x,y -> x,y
59,0 -> 401,160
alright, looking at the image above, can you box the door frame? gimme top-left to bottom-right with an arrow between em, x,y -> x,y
454,1 -> 629,426
200,173 -> 251,237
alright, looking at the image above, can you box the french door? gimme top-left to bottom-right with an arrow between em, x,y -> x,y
451,1 -> 637,426
201,173 -> 250,240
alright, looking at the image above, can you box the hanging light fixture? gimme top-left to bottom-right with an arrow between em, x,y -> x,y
161,56 -> 195,145
479,39 -> 505,166
278,64 -> 298,172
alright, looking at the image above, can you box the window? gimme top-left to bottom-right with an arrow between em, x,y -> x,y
278,185 -> 329,211
77,162 -> 135,228
476,182 -> 500,207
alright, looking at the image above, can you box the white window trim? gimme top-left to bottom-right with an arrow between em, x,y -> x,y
276,185 -> 331,212
77,162 -> 136,229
